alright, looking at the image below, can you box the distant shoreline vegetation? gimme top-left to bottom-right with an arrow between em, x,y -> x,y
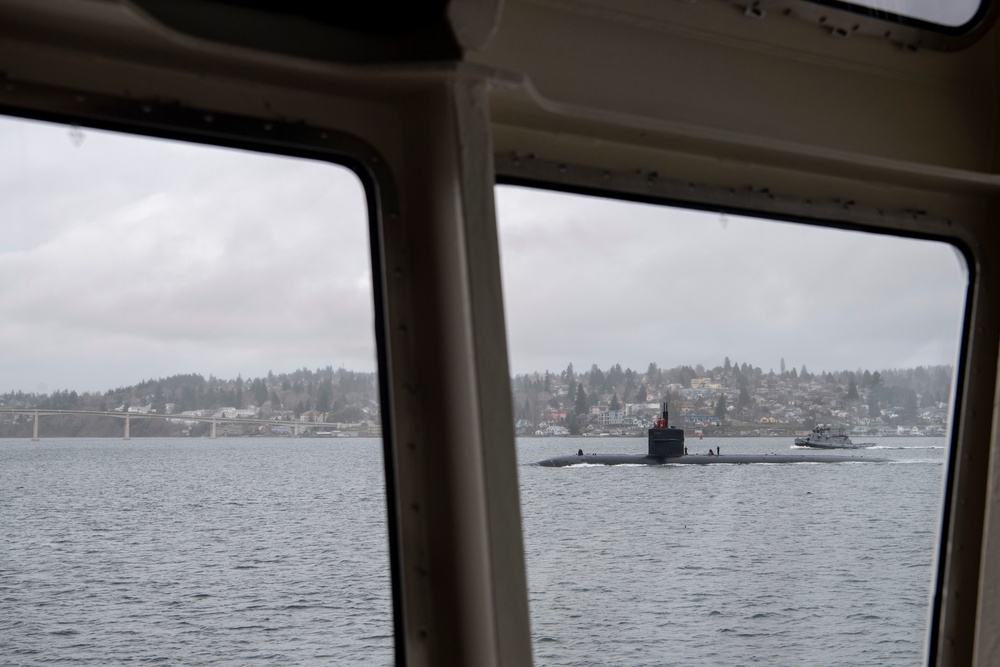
0,359 -> 952,438
0,367 -> 380,439
511,360 -> 952,438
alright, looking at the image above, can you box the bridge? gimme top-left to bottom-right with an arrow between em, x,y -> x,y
0,408 -> 369,440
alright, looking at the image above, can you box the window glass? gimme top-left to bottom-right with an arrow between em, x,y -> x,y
497,184 -> 965,666
810,0 -> 983,28
0,116 -> 392,665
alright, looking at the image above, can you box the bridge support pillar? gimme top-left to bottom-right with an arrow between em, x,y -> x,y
124,415 -> 130,440
211,420 -> 217,439
32,411 -> 39,441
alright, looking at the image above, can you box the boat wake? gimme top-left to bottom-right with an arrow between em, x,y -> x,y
869,445 -> 945,450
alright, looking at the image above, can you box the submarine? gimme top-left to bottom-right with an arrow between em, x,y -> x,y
536,403 -> 887,467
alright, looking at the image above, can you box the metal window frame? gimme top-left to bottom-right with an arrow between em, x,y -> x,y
722,0 -> 997,49
0,85 -> 409,666
493,153 -> 984,666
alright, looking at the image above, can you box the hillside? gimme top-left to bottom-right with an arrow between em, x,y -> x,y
0,359 -> 952,438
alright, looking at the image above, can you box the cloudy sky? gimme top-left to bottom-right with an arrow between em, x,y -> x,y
0,115 -> 968,394
0,116 -> 373,394
496,186 -> 967,379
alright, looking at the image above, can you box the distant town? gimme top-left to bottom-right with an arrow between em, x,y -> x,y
0,358 -> 952,438
512,359 -> 952,438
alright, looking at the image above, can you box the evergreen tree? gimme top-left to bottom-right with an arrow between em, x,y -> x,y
590,365 -> 607,392
902,391 -> 919,420
607,363 -> 624,388
714,393 -> 727,421
575,382 -> 589,416
566,411 -> 580,435
623,372 -> 636,400
253,378 -> 268,406
316,378 -> 333,413
610,392 -> 620,411
738,386 -> 751,409
846,376 -> 859,400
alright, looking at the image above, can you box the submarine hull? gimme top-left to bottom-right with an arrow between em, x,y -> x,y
535,453 -> 888,467
535,405 -> 886,466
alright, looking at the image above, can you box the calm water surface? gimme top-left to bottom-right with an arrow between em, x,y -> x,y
2,436 -> 945,666
519,436 -> 945,667
1,438 -> 394,667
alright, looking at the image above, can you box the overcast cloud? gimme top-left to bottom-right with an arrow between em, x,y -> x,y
495,186 -> 967,378
0,117 -> 373,393
0,116 -> 968,394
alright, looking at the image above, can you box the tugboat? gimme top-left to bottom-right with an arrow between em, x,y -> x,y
535,404 -> 885,466
794,425 -> 874,449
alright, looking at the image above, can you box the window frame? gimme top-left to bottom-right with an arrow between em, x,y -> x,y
494,159 -> 978,663
805,0 -> 990,32
719,0 -> 998,50
0,93 -> 408,666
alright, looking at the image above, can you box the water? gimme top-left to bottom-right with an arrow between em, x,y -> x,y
1,436 -> 945,666
1,438 -> 394,667
518,436 -> 945,667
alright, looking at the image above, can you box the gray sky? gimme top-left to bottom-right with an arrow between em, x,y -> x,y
0,116 -> 373,393
495,187 -> 967,379
0,115 -> 968,394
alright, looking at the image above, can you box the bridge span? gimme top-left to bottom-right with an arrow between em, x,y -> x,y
0,408 -> 365,440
